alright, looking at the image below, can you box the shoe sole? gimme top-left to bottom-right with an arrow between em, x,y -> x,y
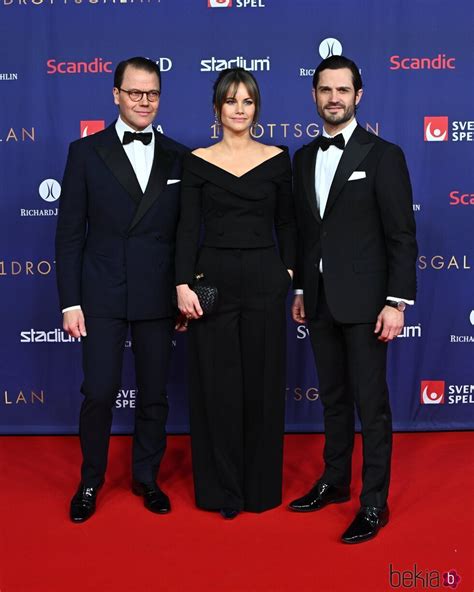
288,495 -> 351,513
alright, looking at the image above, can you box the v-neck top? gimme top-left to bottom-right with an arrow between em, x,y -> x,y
175,147 -> 297,285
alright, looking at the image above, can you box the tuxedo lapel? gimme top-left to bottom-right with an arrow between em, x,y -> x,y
95,124 -> 142,205
302,139 -> 322,223
324,125 -> 375,217
128,129 -> 173,231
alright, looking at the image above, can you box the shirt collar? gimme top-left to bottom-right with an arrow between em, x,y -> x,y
322,118 -> 357,143
115,116 -> 154,142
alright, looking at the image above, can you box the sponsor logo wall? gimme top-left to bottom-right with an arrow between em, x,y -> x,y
1,1 -> 472,434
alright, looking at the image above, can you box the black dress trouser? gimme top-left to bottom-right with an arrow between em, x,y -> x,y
79,316 -> 174,487
308,279 -> 392,508
188,246 -> 291,513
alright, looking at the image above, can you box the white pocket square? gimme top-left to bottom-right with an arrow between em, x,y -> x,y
348,171 -> 366,181
167,179 -> 181,185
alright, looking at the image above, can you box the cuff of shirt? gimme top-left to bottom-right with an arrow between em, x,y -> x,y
386,297 -> 414,305
294,289 -> 304,295
62,305 -> 82,313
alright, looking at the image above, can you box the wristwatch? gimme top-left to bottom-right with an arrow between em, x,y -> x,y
385,300 -> 406,312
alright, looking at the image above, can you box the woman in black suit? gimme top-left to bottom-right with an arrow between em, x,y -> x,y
175,68 -> 296,518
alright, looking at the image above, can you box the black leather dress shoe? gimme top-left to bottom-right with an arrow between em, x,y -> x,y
219,508 -> 240,520
341,506 -> 389,544
70,481 -> 104,523
132,480 -> 171,514
288,481 -> 350,512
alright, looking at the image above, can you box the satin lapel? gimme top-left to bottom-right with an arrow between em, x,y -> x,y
128,130 -> 172,231
324,126 -> 375,217
302,140 -> 322,223
95,125 -> 142,205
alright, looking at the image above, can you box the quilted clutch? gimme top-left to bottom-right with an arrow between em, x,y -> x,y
192,273 -> 219,315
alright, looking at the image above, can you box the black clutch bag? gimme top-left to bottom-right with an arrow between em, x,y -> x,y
191,273 -> 219,315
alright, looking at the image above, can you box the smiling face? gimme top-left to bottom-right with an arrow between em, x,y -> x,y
113,65 -> 160,131
313,67 -> 363,134
217,82 -> 256,134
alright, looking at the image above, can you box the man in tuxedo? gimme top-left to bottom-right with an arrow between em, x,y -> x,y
56,57 -> 187,522
288,56 -> 417,543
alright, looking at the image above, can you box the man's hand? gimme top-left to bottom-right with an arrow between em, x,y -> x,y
63,309 -> 87,338
291,294 -> 306,324
374,306 -> 404,342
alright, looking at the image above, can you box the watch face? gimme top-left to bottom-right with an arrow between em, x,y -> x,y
397,302 -> 406,312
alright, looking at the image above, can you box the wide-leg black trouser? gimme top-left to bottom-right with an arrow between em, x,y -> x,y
308,279 -> 392,508
79,316 -> 174,487
188,246 -> 291,512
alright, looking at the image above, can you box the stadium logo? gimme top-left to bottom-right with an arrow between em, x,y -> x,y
39,179 -> 61,202
319,38 -> 343,59
424,116 -> 448,141
47,58 -> 112,75
449,190 -> 474,206
81,120 -> 105,138
20,329 -> 80,343
389,54 -> 456,70
420,380 -> 445,404
201,56 -> 270,72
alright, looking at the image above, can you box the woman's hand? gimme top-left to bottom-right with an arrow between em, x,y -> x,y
176,284 -> 203,320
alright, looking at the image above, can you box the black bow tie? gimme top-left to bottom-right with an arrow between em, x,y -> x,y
320,133 -> 345,151
122,131 -> 153,146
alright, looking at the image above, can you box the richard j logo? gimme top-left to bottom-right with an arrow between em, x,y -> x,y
319,38 -> 343,59
420,381 -> 445,404
39,179 -> 61,202
81,120 -> 105,138
424,116 -> 448,141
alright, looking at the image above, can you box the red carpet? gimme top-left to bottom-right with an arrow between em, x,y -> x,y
0,433 -> 472,592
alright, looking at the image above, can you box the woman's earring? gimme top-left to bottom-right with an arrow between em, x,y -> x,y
214,113 -> 221,130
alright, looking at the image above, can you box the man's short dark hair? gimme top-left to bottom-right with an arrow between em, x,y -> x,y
312,55 -> 362,93
114,57 -> 161,91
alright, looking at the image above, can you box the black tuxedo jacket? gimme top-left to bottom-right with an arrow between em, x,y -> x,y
293,125 -> 417,324
55,123 -> 188,320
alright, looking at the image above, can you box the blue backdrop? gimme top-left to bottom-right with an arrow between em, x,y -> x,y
1,0 -> 473,434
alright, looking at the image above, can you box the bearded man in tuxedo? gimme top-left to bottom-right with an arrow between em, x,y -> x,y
56,57 -> 187,522
289,55 -> 417,544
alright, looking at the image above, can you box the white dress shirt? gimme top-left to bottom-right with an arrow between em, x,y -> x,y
295,118 -> 412,305
62,117 -> 155,313
115,116 -> 155,193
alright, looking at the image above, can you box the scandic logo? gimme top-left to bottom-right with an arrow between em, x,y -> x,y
81,120 -> 105,138
424,117 -> 448,141
420,381 -> 445,404
47,58 -> 112,75
208,0 -> 231,6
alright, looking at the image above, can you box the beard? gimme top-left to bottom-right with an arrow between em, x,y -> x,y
317,101 -> 356,127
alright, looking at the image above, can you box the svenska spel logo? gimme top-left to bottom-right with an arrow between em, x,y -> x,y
424,116 -> 448,142
208,0 -> 232,7
80,120 -> 105,138
420,380 -> 445,404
